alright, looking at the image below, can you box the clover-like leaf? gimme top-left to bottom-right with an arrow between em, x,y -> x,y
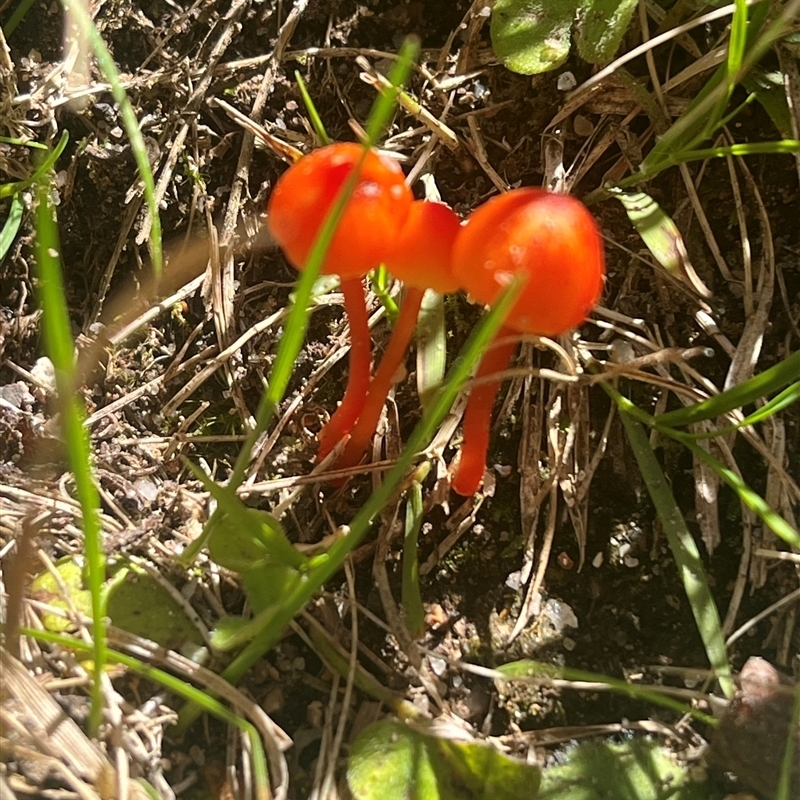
491,0 -> 638,75
538,738 -> 714,799
575,0 -> 639,63
348,719 -> 541,800
491,0 -> 580,75
31,557 -> 93,632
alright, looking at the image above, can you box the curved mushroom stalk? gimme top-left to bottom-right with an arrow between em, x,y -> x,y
317,278 -> 372,462
451,329 -> 517,496
331,286 -> 425,474
326,200 -> 462,479
265,142 -> 414,464
450,188 -> 605,495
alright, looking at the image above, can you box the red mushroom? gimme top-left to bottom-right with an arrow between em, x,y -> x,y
331,199 -> 461,474
266,143 -> 413,461
450,188 -> 605,496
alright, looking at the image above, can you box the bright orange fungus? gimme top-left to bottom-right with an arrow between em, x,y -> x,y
330,200 -> 462,476
450,188 -> 605,496
383,200 -> 462,295
266,142 -> 413,280
451,188 -> 605,336
266,142 -> 413,463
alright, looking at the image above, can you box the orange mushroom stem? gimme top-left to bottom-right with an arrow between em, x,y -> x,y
450,188 -> 605,496
330,285 -> 425,475
450,329 -> 517,497
331,200 -> 462,474
316,277 -> 372,460
265,142 -> 413,462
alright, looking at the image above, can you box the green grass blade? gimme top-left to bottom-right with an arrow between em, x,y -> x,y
676,434 -> 800,550
370,264 -> 400,320
654,349 -> 800,429
35,174 -> 107,732
619,409 -> 734,699
176,272 -> 525,733
0,130 -> 68,199
676,139 -> 800,163
295,72 -> 332,145
402,475 -> 426,639
610,189 -> 710,297
0,136 -> 49,148
2,0 -> 37,37
705,0 -> 749,138
416,289 -> 447,411
0,192 -> 25,262
726,0 -> 748,81
225,36 -> 419,492
21,628 -> 270,798
496,659 -> 717,726
675,382 -> 800,440
60,0 -> 163,282
600,139 -> 800,200
364,36 -> 419,144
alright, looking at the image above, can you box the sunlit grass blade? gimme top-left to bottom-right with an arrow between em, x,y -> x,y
619,408 -> 734,699
611,189 -> 711,298
35,174 -> 107,732
676,433 -> 800,550
676,139 -> 800,163
416,289 -> 447,411
2,0 -> 37,35
402,474 -> 426,639
600,139 -> 800,199
1,193 -> 24,262
224,36 -> 420,494
60,0 -> 162,282
22,628 -> 270,799
295,71 -> 332,145
371,264 -> 400,320
364,37 -> 420,144
496,659 -> 717,726
176,272 -> 525,733
675,382 -> 800,440
0,130 -> 68,199
0,136 -> 48,148
655,349 -> 800,428
704,0 -> 749,139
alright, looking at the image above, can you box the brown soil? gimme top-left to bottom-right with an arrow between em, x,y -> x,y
1,1 -> 799,798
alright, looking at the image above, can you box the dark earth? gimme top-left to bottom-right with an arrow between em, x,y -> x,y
1,0 -> 799,798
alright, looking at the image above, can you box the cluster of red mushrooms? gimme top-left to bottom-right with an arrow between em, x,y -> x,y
267,142 -> 605,496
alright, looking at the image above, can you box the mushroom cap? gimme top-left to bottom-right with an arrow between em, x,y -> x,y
452,188 -> 605,336
267,143 -> 413,280
384,200 -> 462,295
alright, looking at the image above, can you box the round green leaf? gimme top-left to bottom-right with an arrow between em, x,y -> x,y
491,0 -> 580,75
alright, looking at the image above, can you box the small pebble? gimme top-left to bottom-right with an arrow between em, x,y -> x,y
557,72 -> 577,91
573,114 -> 594,136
